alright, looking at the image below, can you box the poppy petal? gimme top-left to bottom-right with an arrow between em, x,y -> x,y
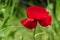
38,15 -> 52,27
26,6 -> 48,19
21,18 -> 37,29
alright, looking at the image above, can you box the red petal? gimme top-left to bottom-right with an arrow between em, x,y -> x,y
38,15 -> 52,27
26,6 -> 48,19
21,18 -> 37,29
35,13 -> 49,21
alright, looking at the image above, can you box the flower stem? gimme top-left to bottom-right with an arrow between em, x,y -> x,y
22,36 -> 23,40
33,28 -> 36,40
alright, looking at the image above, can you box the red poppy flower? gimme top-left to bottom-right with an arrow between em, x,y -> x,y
20,6 -> 52,29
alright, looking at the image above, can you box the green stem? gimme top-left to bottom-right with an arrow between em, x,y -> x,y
47,0 -> 50,5
33,28 -> 36,40
5,0 -> 8,6
22,36 -> 23,40
10,0 -> 16,17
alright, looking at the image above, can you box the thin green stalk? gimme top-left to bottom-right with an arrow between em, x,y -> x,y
10,0 -> 16,17
33,28 -> 36,40
47,0 -> 50,5
22,36 -> 23,40
5,0 -> 8,6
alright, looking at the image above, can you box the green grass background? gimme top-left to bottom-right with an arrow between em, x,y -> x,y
0,0 -> 60,40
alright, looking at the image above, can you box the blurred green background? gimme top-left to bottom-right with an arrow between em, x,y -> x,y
0,0 -> 60,40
